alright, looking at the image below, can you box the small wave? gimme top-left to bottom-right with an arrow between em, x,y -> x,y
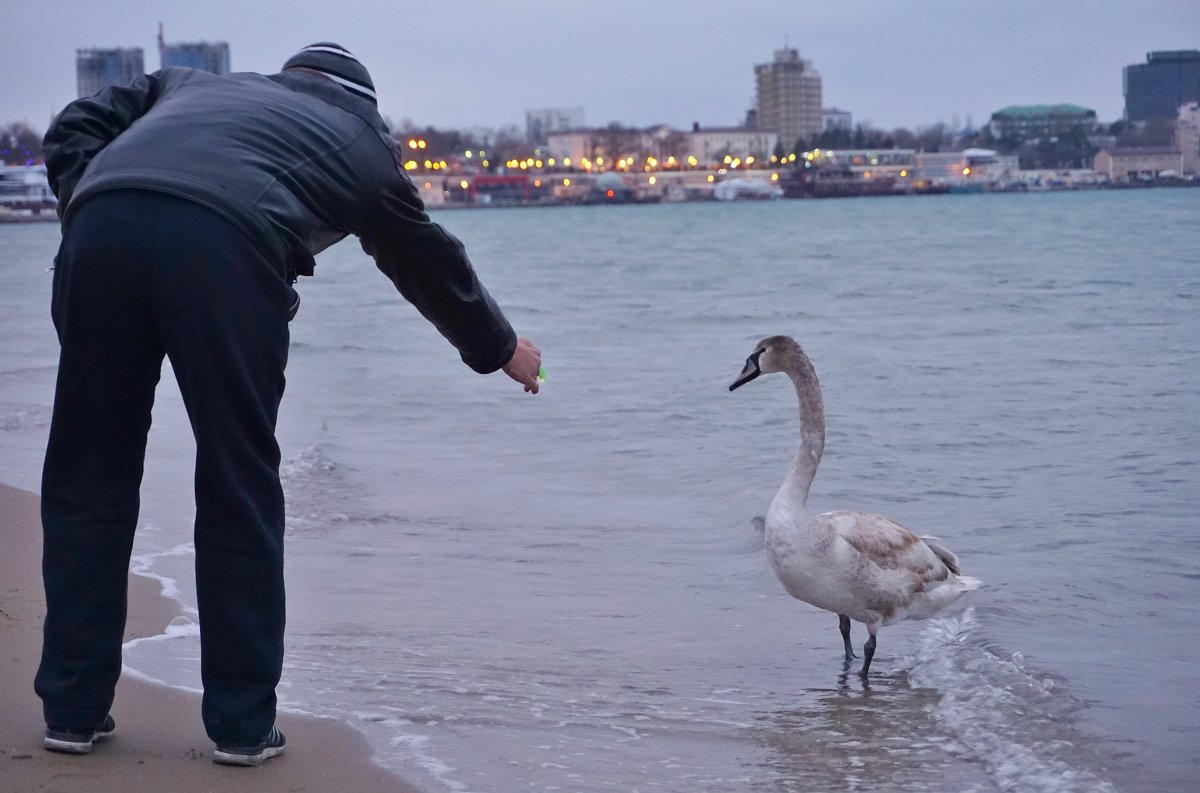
906,609 -> 1117,793
129,542 -> 197,615
121,616 -> 204,695
0,407 -> 50,431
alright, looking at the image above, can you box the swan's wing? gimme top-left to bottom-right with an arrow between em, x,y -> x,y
822,510 -> 953,586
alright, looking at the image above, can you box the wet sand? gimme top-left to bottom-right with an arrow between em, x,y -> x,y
0,482 -> 422,792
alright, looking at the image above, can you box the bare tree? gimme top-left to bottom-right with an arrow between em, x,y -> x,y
1,122 -> 43,164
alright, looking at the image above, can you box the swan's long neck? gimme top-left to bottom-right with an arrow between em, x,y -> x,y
781,351 -> 825,509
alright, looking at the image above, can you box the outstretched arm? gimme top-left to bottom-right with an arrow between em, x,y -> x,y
359,162 -> 538,388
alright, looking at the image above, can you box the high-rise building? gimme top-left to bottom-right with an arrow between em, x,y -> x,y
76,47 -> 144,98
158,24 -> 230,74
1123,50 -> 1200,122
754,48 -> 822,151
1176,101 -> 1200,174
526,107 -> 585,144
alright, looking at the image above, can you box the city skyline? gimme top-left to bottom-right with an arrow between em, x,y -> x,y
3,0 -> 1197,135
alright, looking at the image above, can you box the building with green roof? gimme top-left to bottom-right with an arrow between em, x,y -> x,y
988,104 -> 1097,142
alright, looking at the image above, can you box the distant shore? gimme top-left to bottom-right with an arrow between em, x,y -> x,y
3,175 -> 1195,222
0,482 -> 422,793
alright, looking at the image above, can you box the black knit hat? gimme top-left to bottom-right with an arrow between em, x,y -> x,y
282,43 -> 376,104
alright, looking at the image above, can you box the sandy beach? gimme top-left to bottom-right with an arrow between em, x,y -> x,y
0,482 -> 421,792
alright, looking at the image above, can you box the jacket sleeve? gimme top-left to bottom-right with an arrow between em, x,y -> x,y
358,164 -> 517,374
43,71 -> 163,220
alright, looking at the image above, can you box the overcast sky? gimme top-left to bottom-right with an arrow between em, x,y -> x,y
5,1 -> 1198,134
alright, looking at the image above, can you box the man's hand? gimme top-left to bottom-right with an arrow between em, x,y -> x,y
502,337 -> 542,394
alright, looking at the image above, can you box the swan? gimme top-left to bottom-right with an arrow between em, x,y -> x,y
730,335 -> 981,675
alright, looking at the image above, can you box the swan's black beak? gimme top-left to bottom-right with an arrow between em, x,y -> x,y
729,351 -> 762,391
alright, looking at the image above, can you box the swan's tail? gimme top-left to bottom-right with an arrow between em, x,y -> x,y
955,575 -> 984,592
921,535 -> 983,591
920,534 -> 963,575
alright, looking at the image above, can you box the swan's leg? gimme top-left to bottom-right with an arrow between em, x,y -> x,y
860,633 -> 877,677
838,615 -> 856,660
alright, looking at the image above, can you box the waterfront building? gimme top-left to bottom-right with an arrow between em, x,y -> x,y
544,124 -> 775,169
76,47 -> 144,97
0,164 -> 56,212
1093,147 -> 1184,180
988,104 -> 1097,142
526,107 -> 585,144
822,108 -> 852,132
913,149 -> 1020,188
1123,51 -> 1200,122
686,126 -> 778,162
158,24 -> 229,74
755,47 -> 822,151
1175,101 -> 1200,174
545,129 -> 595,166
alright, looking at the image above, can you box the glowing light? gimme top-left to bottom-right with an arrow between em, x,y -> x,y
460,180 -> 469,189
723,155 -> 732,164
562,178 -> 571,186
648,175 -> 657,185
465,151 -> 473,159
548,158 -> 556,166
407,140 -> 418,149
535,160 -> 543,168
424,182 -> 432,189
596,156 -> 604,165
563,157 -> 572,166
417,140 -> 426,149
404,161 -> 417,171
606,189 -> 615,198
745,155 -> 755,165
771,172 -> 779,181
706,174 -> 715,182
900,169 -> 908,177
788,153 -> 797,162
482,160 -> 489,167
534,179 -> 542,187
962,167 -> 971,175
424,160 -> 432,169
687,155 -> 698,167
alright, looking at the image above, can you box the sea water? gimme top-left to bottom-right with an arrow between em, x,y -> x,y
2,189 -> 1197,792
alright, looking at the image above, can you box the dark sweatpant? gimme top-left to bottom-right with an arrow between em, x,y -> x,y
36,190 -> 294,746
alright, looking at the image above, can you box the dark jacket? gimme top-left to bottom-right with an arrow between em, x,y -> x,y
43,66 -> 516,374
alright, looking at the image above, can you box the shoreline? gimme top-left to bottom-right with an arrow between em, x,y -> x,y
0,481 -> 423,793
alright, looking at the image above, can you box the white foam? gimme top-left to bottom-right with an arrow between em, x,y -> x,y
907,609 -> 1117,793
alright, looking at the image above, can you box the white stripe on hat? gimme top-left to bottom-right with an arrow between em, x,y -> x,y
301,45 -> 357,59
321,71 -> 377,101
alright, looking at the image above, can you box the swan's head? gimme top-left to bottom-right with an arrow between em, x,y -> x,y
729,335 -> 802,391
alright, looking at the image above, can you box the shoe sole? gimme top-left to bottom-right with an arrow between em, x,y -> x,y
212,744 -> 284,767
44,730 -> 113,754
